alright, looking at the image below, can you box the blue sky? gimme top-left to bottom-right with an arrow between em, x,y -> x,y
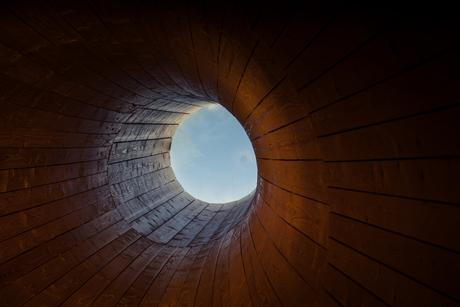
170,104 -> 257,203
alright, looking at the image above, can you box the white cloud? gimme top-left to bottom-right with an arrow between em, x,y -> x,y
233,150 -> 255,167
206,104 -> 228,118
171,128 -> 204,172
207,104 -> 221,111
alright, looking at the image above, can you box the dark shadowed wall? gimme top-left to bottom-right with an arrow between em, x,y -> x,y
0,1 -> 459,306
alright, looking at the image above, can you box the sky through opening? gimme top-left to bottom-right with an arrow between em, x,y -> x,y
170,104 -> 257,203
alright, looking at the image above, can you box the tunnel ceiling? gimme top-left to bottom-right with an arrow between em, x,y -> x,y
0,1 -> 460,306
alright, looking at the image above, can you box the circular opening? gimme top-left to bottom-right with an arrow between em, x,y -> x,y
170,104 -> 257,203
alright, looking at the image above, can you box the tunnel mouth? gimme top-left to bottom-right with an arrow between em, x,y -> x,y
170,104 -> 258,203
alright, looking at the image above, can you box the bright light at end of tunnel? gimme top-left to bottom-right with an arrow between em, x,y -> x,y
170,104 -> 257,203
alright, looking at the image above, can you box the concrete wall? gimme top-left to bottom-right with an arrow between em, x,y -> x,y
0,1 -> 459,306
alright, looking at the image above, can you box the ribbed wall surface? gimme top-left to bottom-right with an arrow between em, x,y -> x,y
1,1 -> 459,306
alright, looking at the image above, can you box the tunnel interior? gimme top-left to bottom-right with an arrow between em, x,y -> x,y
0,1 -> 459,306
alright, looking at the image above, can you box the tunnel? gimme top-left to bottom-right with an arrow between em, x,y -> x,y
0,1 -> 459,306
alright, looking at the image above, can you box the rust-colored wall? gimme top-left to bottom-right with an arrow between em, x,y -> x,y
0,1 -> 459,306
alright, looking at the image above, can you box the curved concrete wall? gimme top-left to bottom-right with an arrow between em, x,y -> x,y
0,1 -> 459,306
